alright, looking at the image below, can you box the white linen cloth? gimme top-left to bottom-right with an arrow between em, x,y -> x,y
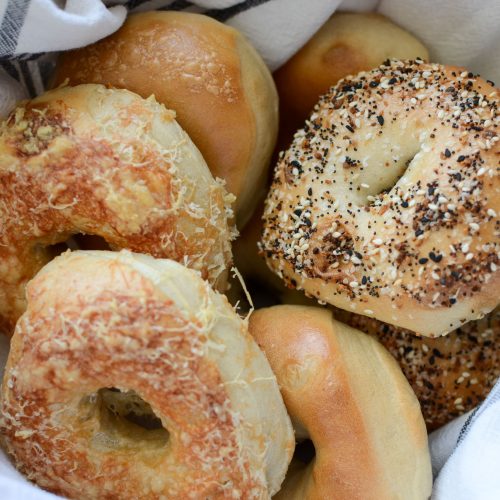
0,0 -> 498,498
430,380 -> 500,499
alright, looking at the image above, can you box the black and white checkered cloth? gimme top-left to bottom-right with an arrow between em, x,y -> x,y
0,1 -> 499,498
1,0 -> 499,109
0,0 -> 342,103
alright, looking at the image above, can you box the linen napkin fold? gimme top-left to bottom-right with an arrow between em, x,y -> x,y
1,0 -> 499,111
431,379 -> 500,499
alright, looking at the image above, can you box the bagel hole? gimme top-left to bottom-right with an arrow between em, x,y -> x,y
71,234 -> 112,251
360,150 -> 420,205
44,234 -> 111,259
293,439 -> 316,465
80,388 -> 169,450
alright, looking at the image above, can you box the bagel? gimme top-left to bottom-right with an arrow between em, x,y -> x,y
261,59 -> 499,337
54,11 -> 279,227
0,84 -> 234,333
229,202 -> 316,311
274,12 -> 428,150
0,250 -> 294,499
337,307 -> 500,430
249,305 -> 432,500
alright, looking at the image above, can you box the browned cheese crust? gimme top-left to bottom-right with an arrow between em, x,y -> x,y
261,59 -> 499,337
0,84 -> 234,332
54,11 -> 278,227
0,251 -> 294,499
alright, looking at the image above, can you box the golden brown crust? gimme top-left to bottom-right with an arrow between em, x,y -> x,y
249,305 -> 432,500
0,251 -> 294,499
261,59 -> 500,337
53,11 -> 278,227
0,84 -> 235,332
232,204 -> 499,429
274,12 -> 429,150
336,308 -> 500,430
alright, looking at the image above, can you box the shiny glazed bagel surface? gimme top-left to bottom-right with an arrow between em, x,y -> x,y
249,305 -> 432,500
275,12 -> 429,149
338,308 -> 500,430
54,11 -> 279,227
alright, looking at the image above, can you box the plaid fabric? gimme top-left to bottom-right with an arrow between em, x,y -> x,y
0,0 -> 283,96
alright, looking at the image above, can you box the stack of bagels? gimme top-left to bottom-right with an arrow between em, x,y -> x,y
0,10 -> 497,500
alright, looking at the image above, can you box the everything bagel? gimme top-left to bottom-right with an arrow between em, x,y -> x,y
0,251 -> 294,499
338,308 -> 500,430
261,59 -> 499,337
0,84 -> 234,333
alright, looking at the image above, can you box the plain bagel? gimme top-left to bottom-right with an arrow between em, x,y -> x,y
274,12 -> 429,150
337,307 -> 500,430
249,304 -> 432,500
54,11 -> 279,228
261,59 -> 499,337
